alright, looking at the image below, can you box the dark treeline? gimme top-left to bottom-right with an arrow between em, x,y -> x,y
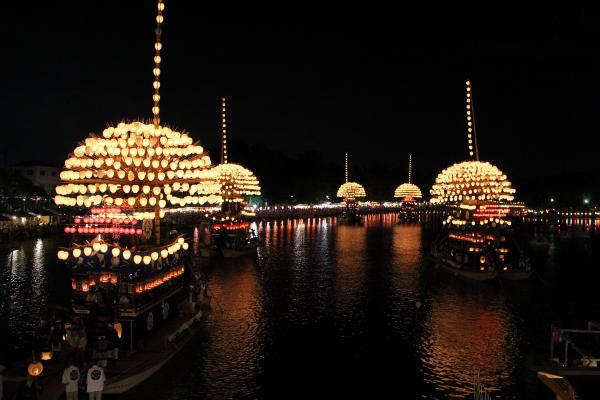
216,139 -> 600,208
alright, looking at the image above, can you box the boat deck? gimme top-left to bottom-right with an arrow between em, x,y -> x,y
2,300 -> 211,399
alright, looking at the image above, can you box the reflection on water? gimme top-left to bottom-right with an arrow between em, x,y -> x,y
1,237 -> 70,360
4,215 -> 589,398
419,286 -> 517,398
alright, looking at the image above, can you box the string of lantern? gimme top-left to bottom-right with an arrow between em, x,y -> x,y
394,154 -> 423,200
212,97 -> 261,203
57,236 -> 190,264
430,81 -> 516,206
337,153 -> 366,200
55,122 -> 222,213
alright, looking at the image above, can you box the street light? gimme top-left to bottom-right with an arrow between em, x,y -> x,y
584,198 -> 590,205
550,198 -> 554,203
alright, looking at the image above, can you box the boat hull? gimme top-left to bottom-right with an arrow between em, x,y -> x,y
221,245 -> 257,258
431,255 -> 497,281
498,270 -> 533,280
104,307 -> 206,394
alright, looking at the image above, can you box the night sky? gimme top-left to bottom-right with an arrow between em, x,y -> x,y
4,3 -> 600,203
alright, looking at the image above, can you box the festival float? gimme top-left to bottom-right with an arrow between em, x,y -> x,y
49,0 -> 221,394
200,97 -> 261,258
336,153 -> 366,225
394,154 -> 423,223
429,80 -> 530,280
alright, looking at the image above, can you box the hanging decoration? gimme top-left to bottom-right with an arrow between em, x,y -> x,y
430,80 -> 516,205
394,154 -> 422,201
336,153 -> 366,200
211,97 -> 261,203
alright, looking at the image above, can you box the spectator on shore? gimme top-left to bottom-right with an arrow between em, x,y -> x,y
86,362 -> 105,400
62,363 -> 80,400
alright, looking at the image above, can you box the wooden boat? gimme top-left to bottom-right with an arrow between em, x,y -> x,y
431,202 -> 531,281
203,221 -> 258,258
431,245 -> 497,281
103,301 -> 209,394
337,211 -> 363,226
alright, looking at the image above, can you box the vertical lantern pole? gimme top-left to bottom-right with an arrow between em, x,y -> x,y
408,154 -> 412,184
465,80 -> 480,161
152,0 -> 165,244
221,97 -> 228,164
345,152 -> 349,183
152,0 -> 164,128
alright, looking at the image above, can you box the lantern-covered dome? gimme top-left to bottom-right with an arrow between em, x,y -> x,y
430,160 -> 515,204
394,183 -> 422,200
212,162 -> 261,201
337,182 -> 366,199
55,121 -> 222,214
394,154 -> 422,201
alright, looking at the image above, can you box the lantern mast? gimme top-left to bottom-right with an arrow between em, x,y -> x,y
408,154 -> 412,184
221,97 -> 228,164
345,152 -> 349,183
152,0 -> 165,242
465,80 -> 480,161
152,0 -> 164,128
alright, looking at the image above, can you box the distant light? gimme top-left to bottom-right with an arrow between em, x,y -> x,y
584,198 -> 590,204
550,198 -> 554,203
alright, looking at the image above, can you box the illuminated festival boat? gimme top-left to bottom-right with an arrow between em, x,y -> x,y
336,153 -> 366,225
32,1 -> 223,396
200,97 -> 261,258
394,154 -> 423,223
429,80 -> 530,281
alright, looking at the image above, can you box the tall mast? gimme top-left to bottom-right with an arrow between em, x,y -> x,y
465,80 -> 480,161
152,0 -> 165,128
345,152 -> 349,183
221,97 -> 228,164
408,154 -> 412,184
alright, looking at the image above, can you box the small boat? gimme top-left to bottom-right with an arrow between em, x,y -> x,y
203,221 -> 259,258
431,202 -> 532,281
337,211 -> 363,226
431,243 -> 498,281
103,300 -> 210,394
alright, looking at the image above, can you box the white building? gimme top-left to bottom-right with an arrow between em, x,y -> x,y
12,160 -> 60,193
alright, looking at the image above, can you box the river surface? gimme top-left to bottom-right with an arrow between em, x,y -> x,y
1,214 -> 599,399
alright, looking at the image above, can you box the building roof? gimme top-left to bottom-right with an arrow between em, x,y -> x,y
13,160 -> 58,168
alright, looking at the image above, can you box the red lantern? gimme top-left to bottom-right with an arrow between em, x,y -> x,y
136,229 -> 142,235
74,218 -> 81,224
131,218 -> 138,225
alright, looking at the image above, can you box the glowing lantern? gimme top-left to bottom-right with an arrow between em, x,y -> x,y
28,361 -> 44,377
133,255 -> 142,264
114,322 -> 123,339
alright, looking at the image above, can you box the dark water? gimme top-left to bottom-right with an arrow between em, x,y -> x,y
2,214 -> 600,399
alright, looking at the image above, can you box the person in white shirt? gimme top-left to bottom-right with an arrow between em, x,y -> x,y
86,363 -> 105,400
62,364 -> 80,400
0,364 -> 5,400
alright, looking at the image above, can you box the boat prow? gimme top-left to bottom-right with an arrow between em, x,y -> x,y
498,270 -> 533,280
434,259 -> 498,281
104,304 -> 209,395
